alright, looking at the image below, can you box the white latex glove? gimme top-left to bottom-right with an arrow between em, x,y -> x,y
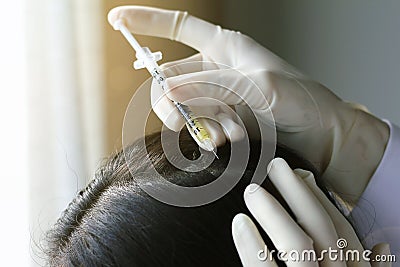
232,158 -> 392,267
108,6 -> 389,201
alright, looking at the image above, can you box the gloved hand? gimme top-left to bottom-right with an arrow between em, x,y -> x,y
108,6 -> 389,202
232,158 -> 392,267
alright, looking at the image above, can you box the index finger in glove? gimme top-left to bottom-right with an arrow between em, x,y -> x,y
244,184 -> 316,267
294,169 -> 370,267
267,159 -> 341,262
293,170 -> 366,250
108,5 -> 222,53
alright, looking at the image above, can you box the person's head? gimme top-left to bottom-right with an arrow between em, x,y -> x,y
46,130 -> 316,266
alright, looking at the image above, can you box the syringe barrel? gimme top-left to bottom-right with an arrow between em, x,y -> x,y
138,49 -> 168,91
140,52 -> 212,145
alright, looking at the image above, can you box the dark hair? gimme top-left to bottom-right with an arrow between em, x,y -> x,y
45,130 -> 316,266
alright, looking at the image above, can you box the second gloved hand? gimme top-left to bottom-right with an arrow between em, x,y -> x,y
232,158 -> 392,267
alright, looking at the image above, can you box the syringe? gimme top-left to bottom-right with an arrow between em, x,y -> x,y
114,20 -> 217,157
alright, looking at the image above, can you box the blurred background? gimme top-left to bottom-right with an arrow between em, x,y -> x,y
0,0 -> 398,265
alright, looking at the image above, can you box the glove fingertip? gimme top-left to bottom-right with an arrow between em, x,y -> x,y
232,213 -> 252,231
266,157 -> 288,174
216,113 -> 245,143
231,213 -> 258,243
154,106 -> 186,132
107,7 -> 119,25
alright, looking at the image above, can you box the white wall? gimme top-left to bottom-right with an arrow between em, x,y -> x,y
223,0 -> 400,125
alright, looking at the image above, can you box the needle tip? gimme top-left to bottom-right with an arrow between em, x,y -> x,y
212,150 -> 219,159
